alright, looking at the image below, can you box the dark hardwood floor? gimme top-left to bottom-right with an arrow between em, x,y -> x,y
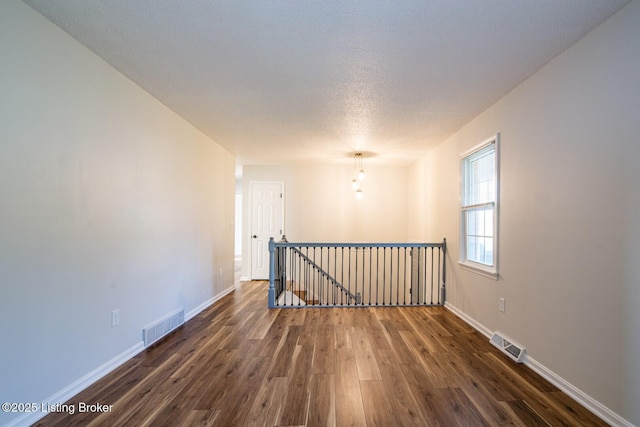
36,280 -> 607,426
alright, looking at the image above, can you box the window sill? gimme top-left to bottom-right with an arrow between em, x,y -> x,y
458,261 -> 499,280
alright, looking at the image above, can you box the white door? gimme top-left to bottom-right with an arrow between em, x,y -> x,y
250,182 -> 284,280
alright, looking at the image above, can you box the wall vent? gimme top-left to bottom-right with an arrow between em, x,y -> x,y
490,332 -> 526,363
143,308 -> 185,347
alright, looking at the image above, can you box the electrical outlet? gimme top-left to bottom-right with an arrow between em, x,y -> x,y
111,309 -> 120,327
498,298 -> 506,313
219,267 -> 223,277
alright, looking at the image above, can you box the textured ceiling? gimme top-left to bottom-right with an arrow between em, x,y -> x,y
24,0 -> 629,168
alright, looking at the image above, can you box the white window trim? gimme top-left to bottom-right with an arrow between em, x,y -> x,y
458,133 -> 500,280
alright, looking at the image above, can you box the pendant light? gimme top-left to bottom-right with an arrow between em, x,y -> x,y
352,153 -> 365,200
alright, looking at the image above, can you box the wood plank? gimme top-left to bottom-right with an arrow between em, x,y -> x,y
333,325 -> 352,351
267,325 -> 302,378
404,312 -> 453,355
504,400 -> 552,426
416,351 -> 460,389
399,309 -> 442,354
331,307 -> 353,328
376,349 -> 429,426
168,326 -> 237,380
245,376 -> 288,427
467,352 -> 526,401
312,324 -> 335,374
152,349 -> 238,424
545,391 -> 609,427
297,316 -> 318,346
334,347 -> 367,427
400,362 -> 453,426
350,307 -> 372,328
212,356 -> 270,426
350,326 -> 382,380
379,319 -> 416,364
278,305 -> 307,326
254,310 -> 293,360
116,373 -> 193,425
278,345 -> 314,426
363,311 -> 392,350
398,329 -> 431,361
307,374 -> 336,427
247,308 -> 279,340
437,386 -> 491,427
193,349 -> 245,410
360,380 -> 398,427
314,308 -> 335,325
456,372 -> 522,426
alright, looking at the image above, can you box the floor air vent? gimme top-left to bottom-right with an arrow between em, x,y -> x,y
490,332 -> 526,363
143,308 -> 185,347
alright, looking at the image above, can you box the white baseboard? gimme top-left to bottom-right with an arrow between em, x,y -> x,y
6,342 -> 145,427
185,284 -> 236,321
444,302 -> 633,427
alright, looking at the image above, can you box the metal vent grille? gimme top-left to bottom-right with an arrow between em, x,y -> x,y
490,332 -> 526,363
143,309 -> 184,347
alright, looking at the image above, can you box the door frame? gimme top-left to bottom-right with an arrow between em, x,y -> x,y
248,180 -> 285,280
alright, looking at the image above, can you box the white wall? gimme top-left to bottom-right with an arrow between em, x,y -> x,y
0,1 -> 235,425
242,163 -> 408,279
408,1 -> 640,425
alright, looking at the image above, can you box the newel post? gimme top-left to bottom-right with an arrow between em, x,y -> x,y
441,238 -> 447,304
268,237 -> 276,308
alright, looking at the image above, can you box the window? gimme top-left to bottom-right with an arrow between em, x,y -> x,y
460,134 -> 499,278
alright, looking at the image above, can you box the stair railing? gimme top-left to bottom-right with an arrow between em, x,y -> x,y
268,238 -> 446,308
